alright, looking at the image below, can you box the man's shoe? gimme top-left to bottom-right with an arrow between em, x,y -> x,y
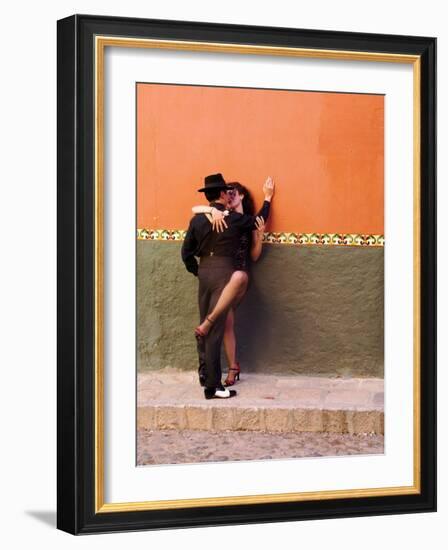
204,386 -> 237,399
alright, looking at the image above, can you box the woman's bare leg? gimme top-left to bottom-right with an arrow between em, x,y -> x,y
223,308 -> 241,385
197,270 -> 248,334
223,309 -> 236,367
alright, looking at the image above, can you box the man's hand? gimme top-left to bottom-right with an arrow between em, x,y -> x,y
263,176 -> 275,201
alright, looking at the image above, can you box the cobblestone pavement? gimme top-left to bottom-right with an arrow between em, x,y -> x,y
137,428 -> 384,466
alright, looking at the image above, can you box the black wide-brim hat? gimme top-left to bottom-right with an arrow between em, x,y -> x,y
197,173 -> 234,192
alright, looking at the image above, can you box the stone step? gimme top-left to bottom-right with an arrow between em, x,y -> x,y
137,369 -> 384,435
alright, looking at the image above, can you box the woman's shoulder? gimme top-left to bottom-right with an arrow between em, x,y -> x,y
229,210 -> 252,222
228,210 -> 244,218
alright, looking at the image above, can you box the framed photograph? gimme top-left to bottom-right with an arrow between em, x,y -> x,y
57,14 -> 436,534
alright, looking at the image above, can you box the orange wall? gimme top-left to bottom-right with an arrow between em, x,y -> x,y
137,84 -> 384,234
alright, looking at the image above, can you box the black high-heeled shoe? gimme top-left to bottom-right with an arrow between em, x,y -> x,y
224,362 -> 241,386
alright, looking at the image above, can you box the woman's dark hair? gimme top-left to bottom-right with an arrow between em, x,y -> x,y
229,182 -> 255,216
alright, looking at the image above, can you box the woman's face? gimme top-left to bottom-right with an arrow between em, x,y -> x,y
229,191 -> 244,210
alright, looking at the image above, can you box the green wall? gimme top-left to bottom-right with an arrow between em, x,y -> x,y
137,241 -> 384,378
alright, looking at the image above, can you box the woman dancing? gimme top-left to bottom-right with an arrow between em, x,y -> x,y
192,177 -> 275,385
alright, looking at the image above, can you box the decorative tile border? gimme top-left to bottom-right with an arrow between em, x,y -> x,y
137,228 -> 384,247
137,228 -> 187,241
264,232 -> 384,246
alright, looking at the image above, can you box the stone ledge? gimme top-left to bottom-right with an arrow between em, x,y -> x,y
137,369 -> 384,435
137,404 -> 383,434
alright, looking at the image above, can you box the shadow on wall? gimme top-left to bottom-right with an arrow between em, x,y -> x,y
233,253 -> 306,371
137,241 -> 384,378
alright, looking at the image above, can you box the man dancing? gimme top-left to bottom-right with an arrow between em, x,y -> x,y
181,173 -> 273,399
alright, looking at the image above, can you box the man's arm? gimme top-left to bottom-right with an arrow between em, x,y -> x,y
181,218 -> 199,276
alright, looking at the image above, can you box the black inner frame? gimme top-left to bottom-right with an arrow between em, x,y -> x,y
57,14 -> 436,535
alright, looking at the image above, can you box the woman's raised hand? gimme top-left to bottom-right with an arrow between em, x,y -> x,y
263,176 -> 275,201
